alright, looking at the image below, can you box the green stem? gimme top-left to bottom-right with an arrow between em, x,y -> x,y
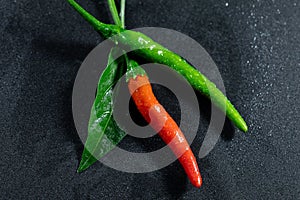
125,58 -> 146,82
120,0 -> 126,28
67,0 -> 120,38
107,0 -> 122,27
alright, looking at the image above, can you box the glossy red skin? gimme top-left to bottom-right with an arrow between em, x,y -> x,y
128,75 -> 202,188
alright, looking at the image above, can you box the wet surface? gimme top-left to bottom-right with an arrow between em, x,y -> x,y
1,0 -> 299,199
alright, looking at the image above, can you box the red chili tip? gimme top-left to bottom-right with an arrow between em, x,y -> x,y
191,176 -> 202,188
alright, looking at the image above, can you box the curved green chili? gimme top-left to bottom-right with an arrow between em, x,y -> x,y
67,0 -> 248,132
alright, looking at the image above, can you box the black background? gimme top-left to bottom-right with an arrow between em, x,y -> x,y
1,0 -> 299,199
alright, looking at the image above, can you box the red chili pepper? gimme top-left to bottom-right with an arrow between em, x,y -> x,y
126,59 -> 202,188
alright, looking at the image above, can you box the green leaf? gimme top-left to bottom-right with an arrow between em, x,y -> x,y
77,47 -> 127,172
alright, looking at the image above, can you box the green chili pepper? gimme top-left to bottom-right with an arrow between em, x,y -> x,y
77,47 -> 127,172
67,0 -> 248,132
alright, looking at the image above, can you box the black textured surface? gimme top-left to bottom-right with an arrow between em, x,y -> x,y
1,0 -> 299,199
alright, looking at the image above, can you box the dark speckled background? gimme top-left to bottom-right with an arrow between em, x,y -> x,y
1,0 -> 299,199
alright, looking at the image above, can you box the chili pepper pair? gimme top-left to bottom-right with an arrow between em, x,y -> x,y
68,0 -> 248,133
67,0 -> 248,188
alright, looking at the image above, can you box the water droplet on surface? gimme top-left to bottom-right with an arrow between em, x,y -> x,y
157,50 -> 163,56
149,45 -> 156,50
138,37 -> 149,45
154,105 -> 161,113
277,9 -> 281,14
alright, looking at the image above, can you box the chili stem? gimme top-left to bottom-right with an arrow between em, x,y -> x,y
68,0 -> 121,38
68,0 -> 105,30
107,0 -> 122,27
120,0 -> 126,28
